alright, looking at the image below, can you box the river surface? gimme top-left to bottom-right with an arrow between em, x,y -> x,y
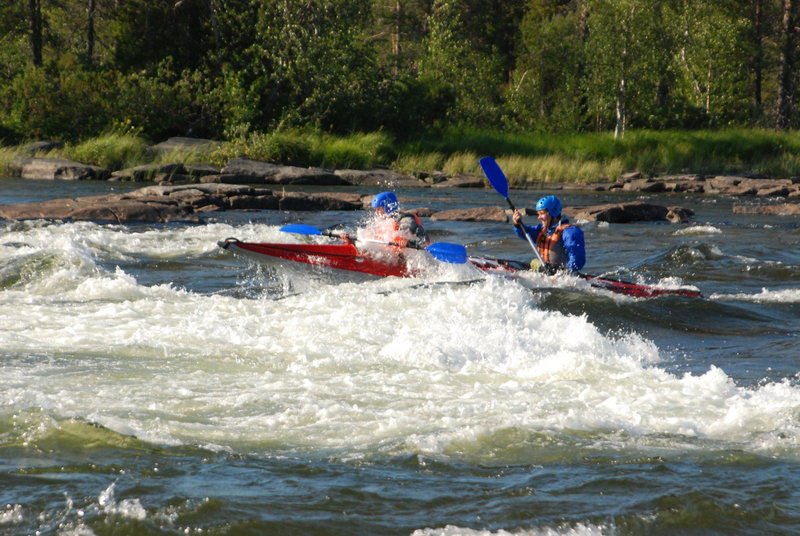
1,178 -> 799,535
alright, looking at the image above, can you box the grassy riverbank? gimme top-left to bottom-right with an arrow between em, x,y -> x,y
3,128 -> 800,185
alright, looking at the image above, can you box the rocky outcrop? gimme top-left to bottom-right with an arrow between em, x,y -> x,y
567,202 -> 694,223
732,203 -> 800,216
0,194 -> 200,223
12,157 -> 110,181
221,158 -> 348,185
110,163 -> 187,182
431,206 -> 509,222
432,175 -> 486,188
608,174 -> 800,197
0,183 -> 366,223
0,181 -> 698,225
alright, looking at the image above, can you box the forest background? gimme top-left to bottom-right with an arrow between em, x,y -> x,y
4,0 -> 800,182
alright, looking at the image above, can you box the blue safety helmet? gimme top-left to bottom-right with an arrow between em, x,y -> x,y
535,195 -> 562,219
371,191 -> 400,214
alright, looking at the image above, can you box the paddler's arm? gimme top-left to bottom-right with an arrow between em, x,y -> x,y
562,226 -> 586,273
511,210 -> 539,240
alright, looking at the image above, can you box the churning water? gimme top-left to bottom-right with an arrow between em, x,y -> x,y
1,179 -> 799,535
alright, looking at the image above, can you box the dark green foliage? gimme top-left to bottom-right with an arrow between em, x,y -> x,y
3,58 -> 113,141
111,0 -> 214,72
1,0 -> 799,150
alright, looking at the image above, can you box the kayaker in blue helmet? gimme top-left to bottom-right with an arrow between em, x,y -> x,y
511,195 -> 585,274
369,191 -> 429,248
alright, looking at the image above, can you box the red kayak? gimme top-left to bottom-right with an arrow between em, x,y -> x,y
218,238 -> 703,298
218,238 -> 416,278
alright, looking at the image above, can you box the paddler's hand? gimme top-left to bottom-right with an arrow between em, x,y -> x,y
339,233 -> 353,244
512,210 -> 523,226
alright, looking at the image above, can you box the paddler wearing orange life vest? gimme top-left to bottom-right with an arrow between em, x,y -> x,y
511,195 -> 585,274
369,191 -> 429,248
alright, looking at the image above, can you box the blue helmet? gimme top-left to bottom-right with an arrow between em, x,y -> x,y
535,195 -> 562,218
371,192 -> 400,214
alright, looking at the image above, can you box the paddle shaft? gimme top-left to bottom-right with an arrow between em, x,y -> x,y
480,156 -> 548,268
504,195 -> 548,268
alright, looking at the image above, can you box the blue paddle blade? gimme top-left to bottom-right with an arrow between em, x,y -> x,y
279,224 -> 323,235
479,156 -> 508,198
425,242 -> 468,264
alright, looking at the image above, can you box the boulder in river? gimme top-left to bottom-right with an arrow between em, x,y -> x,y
431,206 -> 508,222
568,202 -> 693,223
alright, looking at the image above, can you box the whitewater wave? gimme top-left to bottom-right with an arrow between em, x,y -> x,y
2,220 -> 799,463
712,287 -> 800,303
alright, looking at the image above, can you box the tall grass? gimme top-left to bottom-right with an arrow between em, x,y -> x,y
5,127 -> 800,183
57,131 -> 148,171
0,145 -> 24,176
209,129 -> 395,169
403,127 -> 800,183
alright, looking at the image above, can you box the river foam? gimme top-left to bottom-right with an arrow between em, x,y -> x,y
2,221 -> 799,463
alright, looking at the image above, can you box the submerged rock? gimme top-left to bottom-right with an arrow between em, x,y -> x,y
733,203 -> 800,216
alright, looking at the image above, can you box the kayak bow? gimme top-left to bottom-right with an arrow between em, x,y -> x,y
218,237 -> 415,278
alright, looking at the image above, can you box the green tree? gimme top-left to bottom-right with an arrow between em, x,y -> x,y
584,0 -> 674,136
673,0 -> 755,126
211,0 -> 389,134
417,0 -> 505,125
775,0 -> 800,129
508,1 -> 587,131
111,0 -> 215,72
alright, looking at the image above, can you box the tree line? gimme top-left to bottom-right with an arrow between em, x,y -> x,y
1,0 -> 799,145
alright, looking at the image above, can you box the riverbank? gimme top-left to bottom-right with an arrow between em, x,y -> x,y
3,131 -> 800,223
5,127 -> 800,185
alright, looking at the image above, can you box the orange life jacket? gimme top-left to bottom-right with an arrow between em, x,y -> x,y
373,211 -> 425,246
535,223 -> 571,266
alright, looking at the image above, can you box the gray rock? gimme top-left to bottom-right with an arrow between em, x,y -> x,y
622,179 -> 667,193
432,176 -> 486,188
13,157 -> 110,181
111,163 -> 186,182
569,202 -> 673,223
222,158 -> 347,185
0,195 -> 199,223
184,164 -> 222,178
733,203 -> 800,216
431,206 -> 508,222
276,192 -> 363,211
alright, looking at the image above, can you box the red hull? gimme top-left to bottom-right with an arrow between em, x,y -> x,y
219,239 -> 702,298
218,238 -> 413,278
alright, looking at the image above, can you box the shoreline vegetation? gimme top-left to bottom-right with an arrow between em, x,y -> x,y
3,128 -> 800,188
